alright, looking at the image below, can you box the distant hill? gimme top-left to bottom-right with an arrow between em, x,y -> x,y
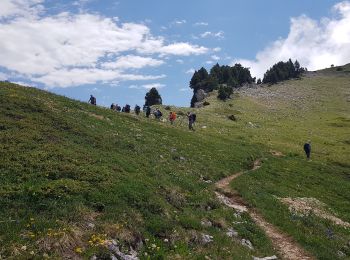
0,64 -> 349,259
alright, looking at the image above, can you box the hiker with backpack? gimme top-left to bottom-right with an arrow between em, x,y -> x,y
154,108 -> 162,120
145,106 -> 151,118
89,95 -> 96,105
169,111 -> 177,125
134,105 -> 141,115
110,103 -> 116,110
116,104 -> 121,112
303,141 -> 311,160
187,112 -> 196,131
125,104 -> 131,113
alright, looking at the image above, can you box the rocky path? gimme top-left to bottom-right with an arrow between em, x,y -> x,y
215,160 -> 315,260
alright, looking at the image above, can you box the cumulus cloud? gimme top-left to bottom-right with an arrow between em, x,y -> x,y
234,1 -> 350,78
200,31 -> 224,39
129,83 -> 165,90
211,55 -> 220,61
101,55 -> 164,70
0,72 -> 8,81
0,0 -> 44,19
0,0 -> 208,88
34,68 -> 166,88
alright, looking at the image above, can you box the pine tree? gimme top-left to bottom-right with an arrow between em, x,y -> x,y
145,88 -> 162,106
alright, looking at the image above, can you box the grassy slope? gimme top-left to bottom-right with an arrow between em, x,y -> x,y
204,67 -> 349,260
0,83 -> 274,259
0,64 -> 349,259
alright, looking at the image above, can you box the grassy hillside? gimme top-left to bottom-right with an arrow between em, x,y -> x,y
0,83 -> 273,259
0,64 -> 349,259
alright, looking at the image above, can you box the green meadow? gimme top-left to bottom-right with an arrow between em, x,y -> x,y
0,64 -> 349,259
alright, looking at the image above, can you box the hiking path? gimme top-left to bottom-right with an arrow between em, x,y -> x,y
215,159 -> 315,260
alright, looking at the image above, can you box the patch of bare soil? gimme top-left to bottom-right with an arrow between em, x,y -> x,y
280,197 -> 350,228
215,160 -> 315,260
88,113 -> 104,120
270,150 -> 285,157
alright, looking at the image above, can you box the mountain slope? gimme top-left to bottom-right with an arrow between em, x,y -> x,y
0,82 -> 273,259
0,64 -> 349,259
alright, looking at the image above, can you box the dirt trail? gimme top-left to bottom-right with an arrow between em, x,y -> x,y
215,160 -> 315,260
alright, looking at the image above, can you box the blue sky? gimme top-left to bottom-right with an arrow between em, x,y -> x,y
1,0 -> 349,107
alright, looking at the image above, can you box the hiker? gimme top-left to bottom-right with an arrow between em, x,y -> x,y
187,112 -> 196,131
89,95 -> 96,105
169,111 -> 177,125
303,141 -> 311,160
145,106 -> 151,118
125,104 -> 131,113
110,103 -> 116,110
154,108 -> 162,120
122,107 -> 125,112
116,105 -> 121,112
134,105 -> 141,115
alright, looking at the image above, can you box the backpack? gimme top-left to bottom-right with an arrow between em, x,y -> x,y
191,113 -> 196,122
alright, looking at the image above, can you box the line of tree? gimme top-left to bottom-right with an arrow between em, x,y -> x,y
189,63 -> 254,106
262,59 -> 306,84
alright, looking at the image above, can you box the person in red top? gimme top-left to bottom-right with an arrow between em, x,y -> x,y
169,111 -> 177,125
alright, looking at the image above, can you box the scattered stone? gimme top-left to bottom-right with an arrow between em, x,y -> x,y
337,251 -> 346,258
87,223 -> 95,229
241,239 -> 254,250
201,220 -> 213,227
228,115 -> 237,121
171,148 -> 177,152
253,256 -> 278,260
233,213 -> 241,219
226,228 -> 238,238
202,125 -> 207,129
179,156 -> 186,161
20,246 -> 27,251
159,155 -> 164,159
108,240 -> 139,260
201,234 -> 213,244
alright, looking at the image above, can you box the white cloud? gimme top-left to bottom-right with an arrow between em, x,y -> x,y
0,1 -> 208,88
171,19 -> 186,26
179,87 -> 190,92
0,72 -> 8,81
194,22 -> 208,26
206,60 -> 214,65
176,59 -> 184,64
200,31 -> 224,39
185,68 -> 195,74
142,83 -> 165,89
34,68 -> 166,88
102,55 -> 164,70
0,0 -> 44,19
234,1 -> 350,78
130,83 -> 165,90
213,47 -> 221,52
211,55 -> 220,61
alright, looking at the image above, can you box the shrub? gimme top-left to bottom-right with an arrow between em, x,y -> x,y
218,85 -> 233,101
203,101 -> 210,106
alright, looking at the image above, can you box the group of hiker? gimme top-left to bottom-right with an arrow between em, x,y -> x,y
88,95 -> 197,131
89,95 -> 311,157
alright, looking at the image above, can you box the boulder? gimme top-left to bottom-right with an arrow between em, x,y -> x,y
195,89 -> 207,102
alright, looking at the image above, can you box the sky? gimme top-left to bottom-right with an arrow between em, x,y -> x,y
0,0 -> 349,107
